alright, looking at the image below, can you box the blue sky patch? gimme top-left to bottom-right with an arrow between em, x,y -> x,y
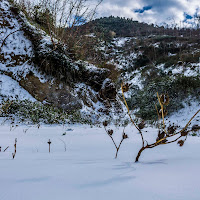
183,13 -> 193,23
184,13 -> 193,20
134,5 -> 152,14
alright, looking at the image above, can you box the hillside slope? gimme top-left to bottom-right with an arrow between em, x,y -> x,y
0,0 -> 125,124
78,17 -> 200,120
0,1 -> 200,124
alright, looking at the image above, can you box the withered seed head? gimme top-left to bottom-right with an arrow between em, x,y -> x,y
108,129 -> 114,136
191,124 -> 200,132
159,108 -> 168,117
138,120 -> 145,130
103,121 -> 108,127
156,131 -> 165,141
167,125 -> 176,136
181,130 -> 189,136
160,94 -> 170,106
122,83 -> 129,93
177,140 -> 184,146
123,133 -> 128,139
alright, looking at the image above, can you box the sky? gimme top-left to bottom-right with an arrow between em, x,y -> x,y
17,0 -> 200,27
96,0 -> 200,27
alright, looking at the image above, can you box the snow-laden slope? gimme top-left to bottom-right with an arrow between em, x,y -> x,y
168,100 -> 200,128
0,73 -> 36,101
0,0 -> 43,101
0,123 -> 200,200
0,0 -> 33,74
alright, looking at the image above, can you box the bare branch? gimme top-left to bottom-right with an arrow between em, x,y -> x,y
0,30 -> 20,52
121,83 -> 144,146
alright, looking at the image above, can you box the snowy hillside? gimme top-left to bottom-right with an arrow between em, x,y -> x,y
95,34 -> 200,120
0,0 -> 126,124
0,0 -> 36,101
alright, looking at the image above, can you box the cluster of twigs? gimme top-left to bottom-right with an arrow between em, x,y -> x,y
13,0 -> 103,52
103,121 -> 128,158
121,82 -> 200,162
0,100 -> 13,115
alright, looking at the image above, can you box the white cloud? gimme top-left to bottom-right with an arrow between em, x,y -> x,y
26,0 -> 200,26
95,0 -> 200,26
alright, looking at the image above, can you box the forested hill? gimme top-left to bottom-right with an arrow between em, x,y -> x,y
80,16 -> 200,40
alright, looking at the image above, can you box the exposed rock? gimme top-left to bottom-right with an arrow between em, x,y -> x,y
83,67 -> 110,91
19,74 -> 82,111
98,78 -> 117,101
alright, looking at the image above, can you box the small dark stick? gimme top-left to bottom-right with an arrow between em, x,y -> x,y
3,146 -> 9,152
0,146 -> 1,152
47,139 -> 51,153
12,138 -> 17,159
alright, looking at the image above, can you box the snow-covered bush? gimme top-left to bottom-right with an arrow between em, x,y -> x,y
127,75 -> 200,120
0,99 -> 92,124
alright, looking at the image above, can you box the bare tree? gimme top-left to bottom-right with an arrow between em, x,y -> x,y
14,0 -> 103,53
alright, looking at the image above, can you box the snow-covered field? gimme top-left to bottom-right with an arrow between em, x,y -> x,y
0,122 -> 200,200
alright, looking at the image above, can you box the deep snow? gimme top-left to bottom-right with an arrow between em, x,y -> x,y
0,122 -> 200,200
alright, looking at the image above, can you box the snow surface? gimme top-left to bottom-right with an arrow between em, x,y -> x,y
85,33 -> 96,38
121,70 -> 143,90
157,63 -> 200,77
128,71 -> 143,90
0,122 -> 200,200
113,37 -> 130,47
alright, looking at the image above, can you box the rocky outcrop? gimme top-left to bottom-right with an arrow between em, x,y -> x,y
98,78 -> 117,101
19,74 -> 82,111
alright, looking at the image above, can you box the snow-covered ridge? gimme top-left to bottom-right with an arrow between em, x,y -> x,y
0,0 -> 37,101
0,0 -> 50,101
